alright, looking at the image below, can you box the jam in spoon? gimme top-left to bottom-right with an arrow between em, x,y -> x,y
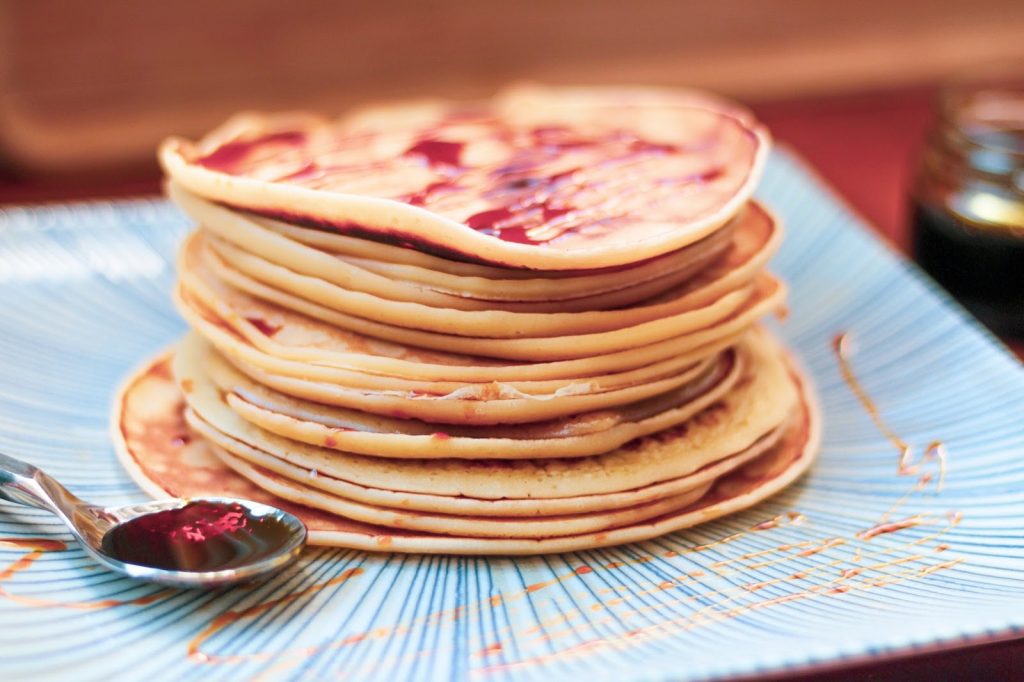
0,452 -> 306,588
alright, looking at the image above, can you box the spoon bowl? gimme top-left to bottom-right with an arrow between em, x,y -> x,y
0,452 -> 307,588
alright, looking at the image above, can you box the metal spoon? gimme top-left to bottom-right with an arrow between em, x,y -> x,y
0,452 -> 307,588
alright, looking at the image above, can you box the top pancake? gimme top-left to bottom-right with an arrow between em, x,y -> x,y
159,84 -> 770,270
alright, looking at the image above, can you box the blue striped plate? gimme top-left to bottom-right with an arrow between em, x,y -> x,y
1,149 -> 1023,681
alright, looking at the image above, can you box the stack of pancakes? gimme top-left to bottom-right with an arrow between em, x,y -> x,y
114,85 -> 820,554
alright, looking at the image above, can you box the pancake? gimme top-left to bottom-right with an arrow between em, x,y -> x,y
113,84 -> 818,555
181,244 -> 786,361
170,181 -> 743,310
212,444 -> 715,539
186,410 -> 783,516
176,330 -> 744,459
257,209 -> 740,298
172,328 -> 796,498
197,231 -> 758,339
220,351 -> 729,425
112,344 -> 818,554
159,84 -> 770,270
211,443 -> 715,539
178,199 -> 778,336
176,260 -> 774,378
180,289 -> 747,396
197,200 -> 777,324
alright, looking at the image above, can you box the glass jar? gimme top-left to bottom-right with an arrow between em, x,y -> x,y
911,65 -> 1024,337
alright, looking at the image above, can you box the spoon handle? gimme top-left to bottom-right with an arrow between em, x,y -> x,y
0,451 -> 81,514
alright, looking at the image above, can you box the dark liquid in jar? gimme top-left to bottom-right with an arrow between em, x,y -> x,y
101,501 -> 294,572
912,200 -> 1024,335
912,93 -> 1024,336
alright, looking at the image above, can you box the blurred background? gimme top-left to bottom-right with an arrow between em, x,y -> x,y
2,0 -> 1024,245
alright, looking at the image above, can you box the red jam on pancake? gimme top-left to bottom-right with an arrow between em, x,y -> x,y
161,85 -> 769,269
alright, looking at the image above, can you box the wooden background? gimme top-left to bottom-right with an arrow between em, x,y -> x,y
2,0 -> 1024,172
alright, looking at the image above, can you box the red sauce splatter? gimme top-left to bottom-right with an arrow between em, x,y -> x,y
405,139 -> 464,167
751,517 -> 781,531
406,180 -> 455,206
465,202 -> 576,245
798,538 -> 845,557
628,138 -> 678,155
857,516 -> 924,541
744,580 -> 772,592
187,567 -> 364,661
690,167 -> 724,183
478,643 -> 503,657
279,161 -> 320,182
833,332 -> 948,489
0,538 -> 67,552
197,131 -> 307,172
245,317 -> 282,337
466,207 -> 516,231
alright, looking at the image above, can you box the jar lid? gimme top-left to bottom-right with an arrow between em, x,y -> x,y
939,62 -> 1024,185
